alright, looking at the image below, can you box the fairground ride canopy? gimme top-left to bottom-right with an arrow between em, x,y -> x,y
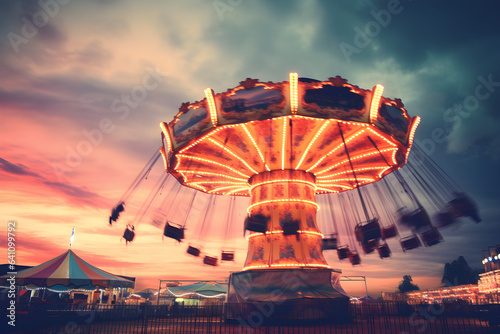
159,73 -> 420,196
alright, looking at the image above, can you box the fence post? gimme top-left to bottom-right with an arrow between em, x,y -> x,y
141,304 -> 148,334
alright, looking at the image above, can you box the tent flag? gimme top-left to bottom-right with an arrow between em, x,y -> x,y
70,228 -> 75,247
0,249 -> 134,290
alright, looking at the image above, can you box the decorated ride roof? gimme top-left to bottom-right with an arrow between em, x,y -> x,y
160,73 -> 420,196
167,282 -> 227,298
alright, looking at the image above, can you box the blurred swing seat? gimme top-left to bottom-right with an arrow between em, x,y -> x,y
163,222 -> 185,242
244,214 -> 269,233
221,250 -> 235,261
203,255 -> 218,266
187,245 -> 201,257
419,227 -> 443,247
322,234 -> 338,250
400,234 -> 422,251
377,243 -> 391,258
354,218 -> 382,243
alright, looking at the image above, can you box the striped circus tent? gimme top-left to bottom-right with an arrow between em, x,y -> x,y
1,250 -> 134,290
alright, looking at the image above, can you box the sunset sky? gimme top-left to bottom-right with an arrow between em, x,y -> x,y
1,0 -> 499,297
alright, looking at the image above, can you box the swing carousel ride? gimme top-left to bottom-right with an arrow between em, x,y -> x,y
109,73 -> 480,320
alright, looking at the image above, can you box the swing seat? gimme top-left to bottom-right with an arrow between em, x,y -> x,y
109,202 -> 125,224
187,245 -> 201,257
354,218 -> 382,243
163,222 -> 185,242
244,214 -> 269,233
381,224 -> 397,239
203,255 -> 218,266
419,227 -> 443,247
123,225 -> 135,243
280,219 -> 300,235
337,245 -> 350,260
221,251 -> 235,261
348,251 -> 361,265
399,208 -> 432,232
322,234 -> 338,250
400,234 -> 421,251
448,193 -> 481,223
361,239 -> 379,254
377,243 -> 391,258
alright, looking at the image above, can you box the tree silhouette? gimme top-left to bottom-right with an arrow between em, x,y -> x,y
441,256 -> 482,286
398,275 -> 420,293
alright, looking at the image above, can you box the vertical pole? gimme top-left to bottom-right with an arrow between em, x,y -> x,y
157,280 -> 161,307
364,276 -> 369,298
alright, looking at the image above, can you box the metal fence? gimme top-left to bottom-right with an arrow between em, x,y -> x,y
7,301 -> 500,334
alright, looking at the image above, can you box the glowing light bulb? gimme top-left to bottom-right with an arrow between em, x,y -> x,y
289,72 -> 298,114
204,88 -> 218,127
369,84 -> 384,123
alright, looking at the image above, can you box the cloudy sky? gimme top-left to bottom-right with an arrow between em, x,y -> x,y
1,0 -> 499,296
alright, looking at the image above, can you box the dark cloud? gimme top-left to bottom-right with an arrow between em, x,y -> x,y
0,156 -> 109,208
0,157 -> 40,177
42,180 -> 110,208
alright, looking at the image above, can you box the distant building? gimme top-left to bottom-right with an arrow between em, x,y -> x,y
400,245 -> 500,304
405,284 -> 479,304
478,270 -> 500,303
381,291 -> 406,302
478,244 -> 500,303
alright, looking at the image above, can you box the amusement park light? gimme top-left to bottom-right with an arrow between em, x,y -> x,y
289,72 -> 298,114
246,230 -> 324,240
224,187 -> 251,195
495,256 -> 498,260
207,138 -> 258,174
295,120 -> 331,170
186,183 -> 207,192
178,123 -> 240,154
160,147 -> 168,169
247,198 -> 320,213
208,184 -> 248,194
366,126 -> 398,148
241,123 -> 270,171
369,84 -> 384,123
489,257 -> 493,261
318,177 -> 375,183
176,155 -> 251,178
307,128 -> 367,172
282,117 -> 288,170
377,167 -> 392,179
316,187 -> 340,194
316,148 -> 398,175
176,170 -> 247,182
159,122 -> 173,153
204,88 -> 218,127
406,116 -> 421,161
249,178 -> 317,190
317,167 -> 387,179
